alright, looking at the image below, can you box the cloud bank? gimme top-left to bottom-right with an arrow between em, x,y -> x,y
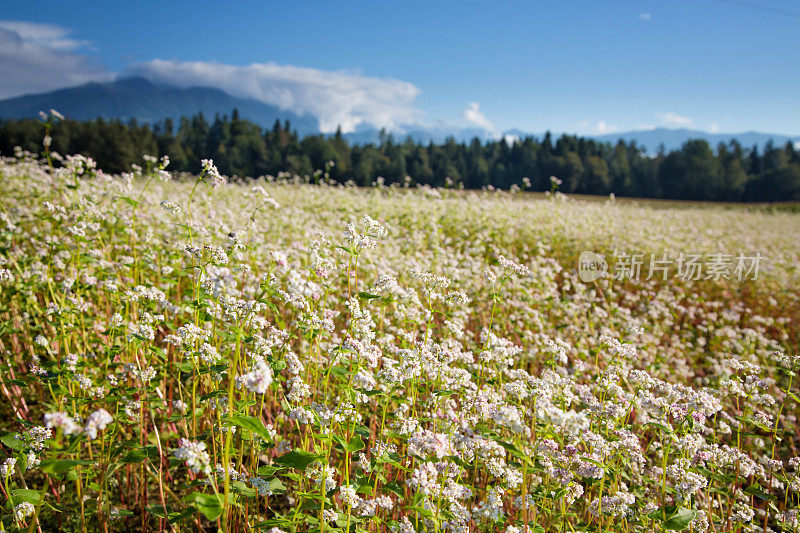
125,59 -> 422,133
577,120 -> 617,135
0,20 -> 108,99
656,112 -> 693,127
461,102 -> 496,133
0,20 -> 425,133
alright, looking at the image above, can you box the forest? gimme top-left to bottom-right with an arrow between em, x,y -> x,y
1,110 -> 799,202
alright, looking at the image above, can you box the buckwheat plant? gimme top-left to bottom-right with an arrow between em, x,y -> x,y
0,133 -> 798,532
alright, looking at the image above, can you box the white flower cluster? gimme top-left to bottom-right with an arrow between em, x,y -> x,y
344,215 -> 388,251
0,457 -> 16,477
44,409 -> 112,439
14,501 -> 35,521
497,255 -> 530,276
159,200 -> 182,215
83,409 -> 113,440
236,356 -> 274,394
201,159 -> 226,187
337,484 -> 393,516
588,490 -> 635,517
174,438 -> 211,475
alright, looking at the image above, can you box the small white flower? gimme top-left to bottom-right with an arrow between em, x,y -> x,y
83,409 -> 113,440
174,438 -> 211,475
15,501 -> 35,520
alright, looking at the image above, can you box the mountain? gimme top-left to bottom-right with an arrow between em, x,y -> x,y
1,79 -> 797,151
0,77 -> 319,135
340,124 -> 491,145
340,125 -> 799,151
590,128 -> 800,153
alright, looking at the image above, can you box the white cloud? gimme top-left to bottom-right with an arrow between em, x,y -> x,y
461,102 -> 496,133
125,59 -> 422,133
640,13 -> 652,20
655,112 -> 693,128
0,20 -> 91,51
577,120 -> 617,135
595,120 -> 614,134
709,122 -> 720,133
0,20 -> 108,99
0,22 -> 424,134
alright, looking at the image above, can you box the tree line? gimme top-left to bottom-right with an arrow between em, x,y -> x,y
1,110 -> 799,202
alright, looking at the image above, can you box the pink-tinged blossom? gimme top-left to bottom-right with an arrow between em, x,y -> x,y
236,356 -> 274,394
44,411 -> 82,436
174,438 -> 211,475
83,409 -> 113,439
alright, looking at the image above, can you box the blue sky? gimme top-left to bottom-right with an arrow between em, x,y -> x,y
1,0 -> 798,135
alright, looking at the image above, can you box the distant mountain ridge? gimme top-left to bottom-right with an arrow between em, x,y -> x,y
0,77 -> 319,135
0,78 -> 797,151
343,126 -> 800,152
591,128 -> 800,153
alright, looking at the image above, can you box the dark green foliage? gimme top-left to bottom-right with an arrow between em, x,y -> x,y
1,114 -> 798,202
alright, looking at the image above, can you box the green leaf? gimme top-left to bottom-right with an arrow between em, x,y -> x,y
255,517 -> 292,529
146,505 -> 168,518
357,389 -> 384,397
168,507 -> 196,524
664,508 -> 697,530
10,489 -> 42,505
191,493 -> 223,521
645,421 -> 674,434
40,458 -> 94,474
651,506 -> 697,531
256,465 -> 280,477
383,481 -> 405,498
493,439 -> 533,466
120,450 -> 147,464
231,480 -> 257,498
335,245 -> 354,255
408,505 -> 435,519
374,453 -> 407,471
200,390 -> 227,402
357,292 -> 381,300
272,449 -> 320,471
334,434 -> 365,453
225,415 -> 273,442
15,452 -> 27,473
581,457 -> 605,468
120,446 -> 158,464
743,482 -> 774,501
261,477 -> 285,494
346,434 -> 366,452
1,432 -> 25,451
743,482 -> 762,495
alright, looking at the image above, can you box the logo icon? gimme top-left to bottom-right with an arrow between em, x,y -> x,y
578,251 -> 608,282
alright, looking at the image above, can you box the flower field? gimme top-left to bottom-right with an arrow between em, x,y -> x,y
0,147 -> 799,532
